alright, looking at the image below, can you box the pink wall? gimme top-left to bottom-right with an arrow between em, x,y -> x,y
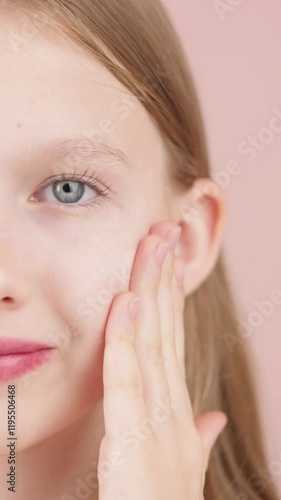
163,0 -> 281,494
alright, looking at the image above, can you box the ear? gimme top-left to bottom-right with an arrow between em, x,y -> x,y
172,178 -> 227,296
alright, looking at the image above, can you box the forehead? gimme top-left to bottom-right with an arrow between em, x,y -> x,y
0,9 -> 167,174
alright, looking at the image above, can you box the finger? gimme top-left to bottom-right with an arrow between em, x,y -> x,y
129,234 -> 172,418
149,221 -> 186,382
194,412 -> 228,489
157,242 -> 193,425
103,291 -> 147,440
174,257 -> 187,379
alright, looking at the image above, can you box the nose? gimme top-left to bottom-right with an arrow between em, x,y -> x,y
0,232 -> 31,310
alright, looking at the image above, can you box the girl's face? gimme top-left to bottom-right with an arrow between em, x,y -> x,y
0,13 -> 177,453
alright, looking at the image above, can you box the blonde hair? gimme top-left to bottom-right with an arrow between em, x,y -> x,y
6,0 -> 279,498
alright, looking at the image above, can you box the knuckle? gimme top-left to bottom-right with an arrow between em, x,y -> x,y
118,330 -> 134,346
163,330 -> 175,347
115,374 -> 143,396
147,341 -> 164,365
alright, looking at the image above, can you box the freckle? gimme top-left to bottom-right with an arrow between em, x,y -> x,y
16,122 -> 22,128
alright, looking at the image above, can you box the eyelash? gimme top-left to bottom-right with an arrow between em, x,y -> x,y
34,166 -> 115,214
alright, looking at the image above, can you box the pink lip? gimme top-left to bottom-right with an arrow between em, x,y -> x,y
0,337 -> 55,383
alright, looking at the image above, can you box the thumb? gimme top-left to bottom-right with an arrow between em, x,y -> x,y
194,411 -> 228,475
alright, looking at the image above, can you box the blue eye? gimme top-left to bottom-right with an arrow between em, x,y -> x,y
31,168 -> 114,213
40,179 -> 97,204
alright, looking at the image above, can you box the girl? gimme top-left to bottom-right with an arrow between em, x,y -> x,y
0,1 -> 278,499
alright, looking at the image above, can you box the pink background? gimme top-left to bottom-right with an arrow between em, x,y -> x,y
163,0 -> 281,493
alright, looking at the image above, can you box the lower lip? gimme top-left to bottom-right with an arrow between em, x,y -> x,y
0,348 -> 55,383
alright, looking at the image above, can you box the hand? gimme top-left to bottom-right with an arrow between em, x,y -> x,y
98,220 -> 227,499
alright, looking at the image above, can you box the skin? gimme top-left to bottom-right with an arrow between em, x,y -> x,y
0,8 -> 227,500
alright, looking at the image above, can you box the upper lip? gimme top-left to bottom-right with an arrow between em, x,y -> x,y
0,337 -> 54,355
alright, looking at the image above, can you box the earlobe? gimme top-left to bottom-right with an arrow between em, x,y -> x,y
174,178 -> 227,296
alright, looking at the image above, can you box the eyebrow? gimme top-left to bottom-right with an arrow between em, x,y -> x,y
32,136 -> 132,170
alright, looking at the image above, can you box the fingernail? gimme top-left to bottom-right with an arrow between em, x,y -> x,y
167,226 -> 182,249
154,242 -> 170,266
